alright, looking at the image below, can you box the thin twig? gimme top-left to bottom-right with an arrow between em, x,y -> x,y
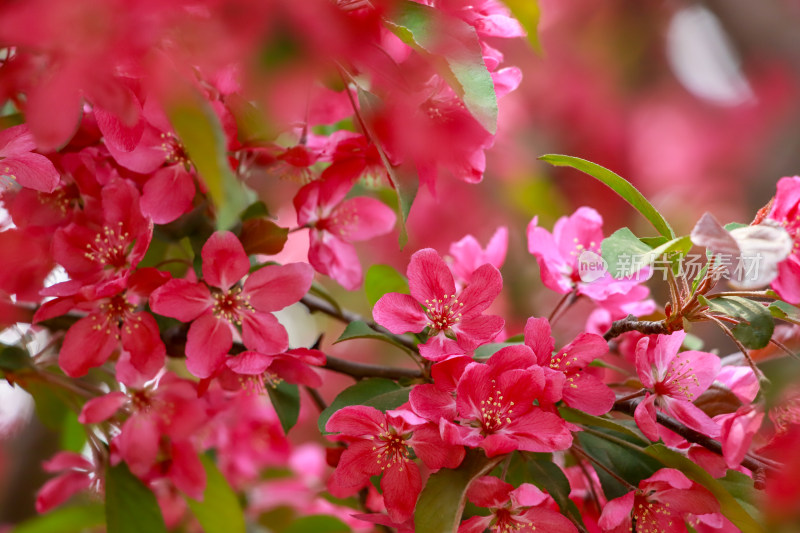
572,443 -> 637,491
323,355 -> 424,381
706,315 -> 766,384
603,314 -> 671,341
304,386 -> 327,412
548,290 -> 578,326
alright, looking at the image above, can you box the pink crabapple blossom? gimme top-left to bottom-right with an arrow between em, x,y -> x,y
149,230 -> 314,379
325,405 -> 464,523
294,166 -> 396,290
373,247 -> 504,361
437,345 -> 573,457
459,475 -> 578,533
634,331 -> 721,441
767,176 -> 800,303
598,468 -> 720,533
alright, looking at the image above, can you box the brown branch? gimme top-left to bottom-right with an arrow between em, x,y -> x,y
603,314 -> 671,341
613,398 -> 778,474
322,355 -> 423,380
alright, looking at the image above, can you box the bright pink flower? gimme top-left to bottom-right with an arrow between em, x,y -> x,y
52,179 -> 153,291
33,268 -> 168,378
439,345 -> 572,457
459,476 -> 577,533
409,355 -> 472,423
716,406 -> 764,469
524,317 -> 615,416
36,452 -> 99,513
634,332 -> 721,441
326,405 -> 463,523
598,469 -> 719,533
447,226 -> 508,287
527,207 -> 648,302
768,176 -> 800,303
217,348 -> 325,393
80,374 -> 208,499
294,168 -> 396,290
150,231 -> 314,378
0,124 -> 59,193
373,248 -> 504,361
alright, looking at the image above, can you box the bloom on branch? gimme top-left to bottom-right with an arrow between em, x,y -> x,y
294,168 -> 396,290
0,124 -> 60,193
524,316 -> 615,416
373,248 -> 504,360
634,331 -> 721,441
438,345 -> 573,457
459,476 -> 577,533
150,231 -> 314,378
325,405 -> 463,523
767,176 -> 800,303
598,469 -> 719,533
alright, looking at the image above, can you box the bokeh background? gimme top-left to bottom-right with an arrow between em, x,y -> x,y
4,0 -> 800,526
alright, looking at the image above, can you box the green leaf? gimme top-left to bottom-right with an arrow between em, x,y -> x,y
60,409 -> 87,453
601,227 -> 651,279
577,429 -> 661,501
186,455 -> 246,533
239,218 -> 289,256
769,300 -> 800,324
540,155 -> 675,238
105,462 -> 167,533
356,87 -> 417,247
24,380 -> 71,431
473,342 -> 523,359
559,406 -> 645,441
365,264 -> 409,308
523,456 -> 586,530
318,378 -> 401,433
643,444 -> 763,533
0,344 -> 31,372
698,295 -> 775,349
503,0 -> 541,51
268,382 -> 300,435
168,98 -> 249,231
283,515 -> 351,533
334,320 -> 413,353
385,1 -> 498,134
13,504 -> 104,533
415,450 -> 502,533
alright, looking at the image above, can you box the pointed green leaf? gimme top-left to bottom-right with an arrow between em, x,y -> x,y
601,227 -> 651,279
334,320 -> 412,353
415,450 -> 502,533
540,155 -> 675,238
559,406 -> 644,441
365,264 -> 409,308
318,378 -> 402,433
105,462 -> 167,533
699,295 -> 774,349
523,456 -> 587,531
168,98 -> 249,231
186,455 -> 246,533
268,382 -> 300,435
385,1 -> 498,134
769,300 -> 800,325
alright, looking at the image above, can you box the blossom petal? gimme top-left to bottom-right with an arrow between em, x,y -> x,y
150,279 -> 212,322
327,440 -> 382,496
457,263 -> 503,317
2,152 -> 60,193
634,393 -> 660,442
407,249 -> 456,304
410,424 -> 464,470
241,311 -> 289,355
59,316 -> 118,377
381,460 -> 422,524
244,262 -> 314,312
140,166 -> 196,224
168,441 -> 206,500
373,292 -> 427,334
410,383 -> 457,422
524,316 -> 554,365
562,373 -> 615,416
326,405 -> 386,437
329,197 -> 396,242
185,314 -> 231,379
202,231 -> 250,291
35,472 -> 92,513
79,392 -> 127,424
121,312 -> 166,375
597,491 -> 635,531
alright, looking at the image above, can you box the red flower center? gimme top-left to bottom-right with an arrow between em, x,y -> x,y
424,294 -> 463,332
374,429 -> 411,471
211,287 -> 253,325
83,222 -> 132,269
478,381 -> 515,434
